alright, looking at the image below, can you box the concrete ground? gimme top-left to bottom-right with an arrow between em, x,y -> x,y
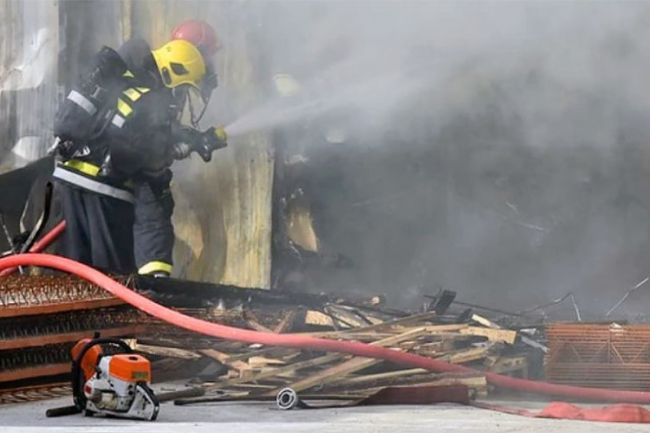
1,397 -> 649,432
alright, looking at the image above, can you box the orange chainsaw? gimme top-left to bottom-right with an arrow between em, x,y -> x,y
46,337 -> 159,421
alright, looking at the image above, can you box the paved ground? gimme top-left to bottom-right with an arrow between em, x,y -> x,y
1,397 -> 650,433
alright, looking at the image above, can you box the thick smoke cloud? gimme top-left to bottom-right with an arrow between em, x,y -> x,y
211,1 -> 650,319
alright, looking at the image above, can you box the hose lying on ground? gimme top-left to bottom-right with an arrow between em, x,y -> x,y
2,253 -> 650,404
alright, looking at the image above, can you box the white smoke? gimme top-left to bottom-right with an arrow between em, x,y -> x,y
203,1 -> 650,316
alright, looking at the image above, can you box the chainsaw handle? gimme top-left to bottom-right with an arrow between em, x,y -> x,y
46,405 -> 81,418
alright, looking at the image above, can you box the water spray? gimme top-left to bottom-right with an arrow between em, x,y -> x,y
223,65 -> 428,139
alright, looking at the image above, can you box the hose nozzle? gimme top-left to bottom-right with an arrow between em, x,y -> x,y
214,126 -> 227,143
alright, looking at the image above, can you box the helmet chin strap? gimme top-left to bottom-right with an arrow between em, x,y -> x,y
188,90 -> 210,128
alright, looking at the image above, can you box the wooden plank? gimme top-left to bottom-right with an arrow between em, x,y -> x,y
333,305 -> 386,325
329,368 -> 430,386
286,357 -> 376,393
226,346 -> 296,362
136,343 -> 201,360
330,370 -> 488,390
325,306 -> 370,328
329,332 -> 398,341
308,311 -> 440,335
421,324 -> 469,333
354,311 -> 438,332
243,311 -> 274,333
472,313 -> 547,352
248,356 -> 286,369
471,314 -> 497,329
277,327 -> 430,393
225,383 -> 277,390
485,355 -> 528,376
307,324 -> 467,339
436,347 -> 489,364
200,349 -> 251,373
208,353 -> 345,388
420,375 -> 487,389
459,326 -> 517,344
305,310 -> 337,328
273,309 -> 299,333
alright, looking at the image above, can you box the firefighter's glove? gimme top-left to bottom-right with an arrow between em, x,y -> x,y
196,126 -> 228,162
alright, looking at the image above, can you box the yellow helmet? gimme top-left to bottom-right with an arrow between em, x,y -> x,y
151,39 -> 206,89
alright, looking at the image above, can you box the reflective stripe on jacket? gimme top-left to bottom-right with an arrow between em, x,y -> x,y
52,160 -> 135,203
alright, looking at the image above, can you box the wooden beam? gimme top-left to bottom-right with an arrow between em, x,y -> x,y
472,313 -> 547,352
243,311 -> 274,333
273,309 -> 299,333
208,353 -> 345,388
325,305 -> 370,328
226,347 -> 297,362
485,355 -> 528,376
459,326 -> 517,344
422,324 -> 469,333
435,347 -> 489,364
305,310 -> 337,328
200,349 -> 251,374
248,356 -> 286,369
329,368 -> 430,386
308,324 -> 467,339
471,313 -> 497,329
305,311 -> 441,336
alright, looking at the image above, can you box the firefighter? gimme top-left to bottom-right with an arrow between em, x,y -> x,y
51,38 -> 226,275
123,20 -> 221,277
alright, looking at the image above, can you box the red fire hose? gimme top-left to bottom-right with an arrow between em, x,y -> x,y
2,252 -> 650,404
29,221 -> 67,254
0,221 -> 67,277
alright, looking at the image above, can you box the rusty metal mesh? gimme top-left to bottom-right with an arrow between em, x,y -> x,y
546,323 -> 650,391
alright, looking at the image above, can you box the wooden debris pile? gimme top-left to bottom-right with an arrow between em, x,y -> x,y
0,275 -> 546,405
136,303 -> 537,401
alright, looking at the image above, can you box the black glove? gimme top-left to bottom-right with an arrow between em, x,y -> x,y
194,126 -> 227,162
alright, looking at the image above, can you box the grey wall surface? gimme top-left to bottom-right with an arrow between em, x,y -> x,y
0,0 -> 58,172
